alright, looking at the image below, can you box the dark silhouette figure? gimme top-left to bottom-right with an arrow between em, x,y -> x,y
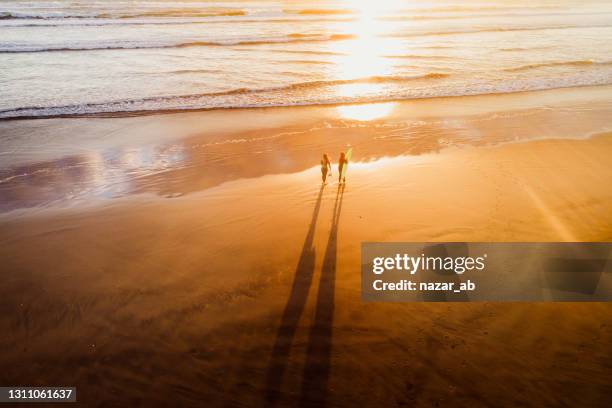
337,152 -> 348,183
299,183 -> 345,407
265,185 -> 325,405
320,154 -> 332,183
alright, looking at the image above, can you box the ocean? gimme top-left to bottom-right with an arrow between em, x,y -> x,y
1,0 -> 612,119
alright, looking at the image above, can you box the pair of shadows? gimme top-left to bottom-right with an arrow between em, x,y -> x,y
265,183 -> 345,407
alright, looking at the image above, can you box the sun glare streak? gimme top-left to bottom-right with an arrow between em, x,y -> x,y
522,184 -> 577,242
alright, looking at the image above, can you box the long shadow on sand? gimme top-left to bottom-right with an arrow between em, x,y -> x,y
265,184 -> 325,405
299,183 -> 345,407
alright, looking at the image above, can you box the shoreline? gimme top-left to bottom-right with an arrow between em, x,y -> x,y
1,82 -> 611,121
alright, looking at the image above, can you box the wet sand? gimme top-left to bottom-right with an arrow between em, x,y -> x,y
1,86 -> 612,406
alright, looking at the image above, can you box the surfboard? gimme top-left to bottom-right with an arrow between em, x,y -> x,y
341,147 -> 352,181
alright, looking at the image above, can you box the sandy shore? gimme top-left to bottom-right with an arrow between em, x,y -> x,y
1,86 -> 612,406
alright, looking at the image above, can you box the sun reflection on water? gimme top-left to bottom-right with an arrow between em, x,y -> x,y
330,0 -> 398,87
330,1 -> 402,119
337,102 -> 396,121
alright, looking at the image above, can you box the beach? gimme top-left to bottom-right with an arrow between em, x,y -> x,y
1,85 -> 612,406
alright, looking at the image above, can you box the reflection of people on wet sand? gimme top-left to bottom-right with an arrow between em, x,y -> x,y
338,151 -> 348,183
320,154 -> 331,183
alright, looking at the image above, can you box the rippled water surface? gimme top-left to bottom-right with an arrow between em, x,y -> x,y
1,0 -> 612,118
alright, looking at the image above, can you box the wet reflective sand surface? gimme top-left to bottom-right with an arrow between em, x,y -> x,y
2,86 -> 611,212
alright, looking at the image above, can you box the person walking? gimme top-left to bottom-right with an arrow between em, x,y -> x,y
320,153 -> 332,183
338,151 -> 348,183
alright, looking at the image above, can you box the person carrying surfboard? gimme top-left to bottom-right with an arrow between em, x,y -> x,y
320,153 -> 332,183
338,151 -> 349,183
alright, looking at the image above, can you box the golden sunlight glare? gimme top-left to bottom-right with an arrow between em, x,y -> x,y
336,102 -> 396,121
